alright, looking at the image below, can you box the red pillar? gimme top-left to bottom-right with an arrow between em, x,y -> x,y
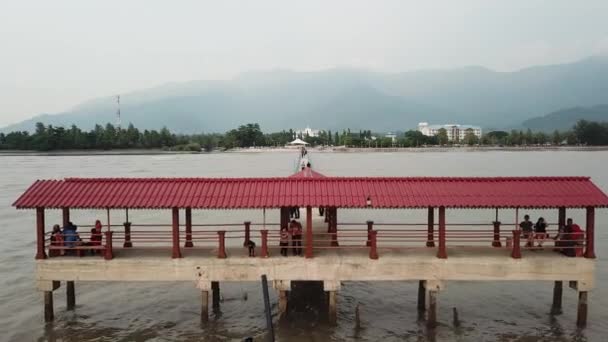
62,207 -> 70,227
511,230 -> 522,259
104,231 -> 114,260
558,207 -> 566,229
331,208 -> 339,247
172,207 -> 182,258
184,208 -> 193,248
492,221 -> 502,247
280,208 -> 289,229
36,207 -> 47,260
369,230 -> 379,259
243,221 -> 251,247
217,231 -> 227,258
366,220 -> 373,247
123,222 -> 133,248
261,230 -> 269,257
305,206 -> 313,258
585,207 -> 596,259
426,207 -> 435,247
437,206 -> 447,258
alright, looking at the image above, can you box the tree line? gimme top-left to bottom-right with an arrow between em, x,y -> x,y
0,120 -> 607,151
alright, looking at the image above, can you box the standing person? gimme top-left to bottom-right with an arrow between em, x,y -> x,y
519,215 -> 534,248
290,219 -> 303,256
49,224 -> 64,257
279,226 -> 290,257
533,217 -> 548,248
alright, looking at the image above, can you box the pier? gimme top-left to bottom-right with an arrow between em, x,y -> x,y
13,172 -> 607,328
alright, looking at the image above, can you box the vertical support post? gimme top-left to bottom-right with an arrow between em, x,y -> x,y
305,206 -> 313,258
184,207 -> 193,248
243,221 -> 251,247
585,207 -> 595,259
551,281 -> 563,315
328,291 -> 338,325
201,290 -> 209,322
62,207 -> 70,227
366,220 -> 373,247
331,208 -> 339,247
104,231 -> 113,260
123,222 -> 132,248
427,207 -> 435,247
211,281 -> 220,309
558,207 -> 566,229
172,207 -> 182,258
278,290 -> 288,319
66,281 -> 75,310
36,207 -> 47,260
427,290 -> 437,328
511,230 -> 522,259
417,280 -> 426,312
217,231 -> 227,259
437,206 -> 447,259
44,291 -> 54,322
261,229 -> 269,257
369,230 -> 379,259
492,220 -> 502,247
577,291 -> 588,327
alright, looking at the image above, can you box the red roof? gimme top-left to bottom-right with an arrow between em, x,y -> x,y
289,167 -> 327,178
13,176 -> 608,209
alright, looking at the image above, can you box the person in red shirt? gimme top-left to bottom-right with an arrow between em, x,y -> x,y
49,224 -> 64,257
290,219 -> 303,256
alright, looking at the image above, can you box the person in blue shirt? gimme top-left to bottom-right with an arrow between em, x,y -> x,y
63,222 -> 82,250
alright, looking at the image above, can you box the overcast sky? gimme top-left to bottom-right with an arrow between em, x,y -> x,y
2,0 -> 608,127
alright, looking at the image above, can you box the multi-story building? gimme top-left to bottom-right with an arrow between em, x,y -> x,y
295,126 -> 320,138
417,122 -> 482,142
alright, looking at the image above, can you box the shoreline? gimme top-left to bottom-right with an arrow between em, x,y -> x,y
1,145 -> 607,156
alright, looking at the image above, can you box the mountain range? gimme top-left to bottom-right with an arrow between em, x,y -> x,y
3,56 -> 608,134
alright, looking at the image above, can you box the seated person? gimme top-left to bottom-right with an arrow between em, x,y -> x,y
62,222 -> 82,254
559,218 -> 584,257
85,220 -> 103,255
519,215 -> 534,247
533,217 -> 548,247
49,224 -> 64,257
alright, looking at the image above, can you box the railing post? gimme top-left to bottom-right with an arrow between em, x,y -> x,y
104,231 -> 113,260
123,222 -> 132,248
369,230 -> 379,259
492,221 -> 502,247
185,207 -> 193,248
36,207 -> 47,260
217,231 -> 227,259
511,230 -> 521,259
437,206 -> 447,259
585,207 -> 595,259
427,207 -> 435,247
172,207 -> 182,258
261,230 -> 269,258
366,220 -> 373,247
305,206 -> 313,258
243,221 -> 251,247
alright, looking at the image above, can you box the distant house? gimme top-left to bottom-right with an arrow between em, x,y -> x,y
418,122 -> 482,142
295,126 -> 320,138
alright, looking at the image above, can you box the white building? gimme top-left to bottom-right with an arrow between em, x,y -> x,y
295,126 -> 320,138
417,122 -> 482,142
385,132 -> 397,143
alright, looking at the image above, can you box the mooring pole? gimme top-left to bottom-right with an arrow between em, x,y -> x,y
417,280 -> 426,312
261,275 -> 275,342
66,281 -> 75,310
551,281 -> 563,315
212,281 -> 220,310
577,291 -> 588,327
44,291 -> 54,322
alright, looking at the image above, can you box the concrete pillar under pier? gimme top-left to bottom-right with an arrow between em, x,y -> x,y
417,280 -> 426,312
577,291 -> 588,327
427,290 -> 437,328
324,280 -> 340,325
201,290 -> 209,322
211,281 -> 220,309
551,281 -> 563,315
273,280 -> 291,319
44,291 -> 54,322
66,281 -> 75,311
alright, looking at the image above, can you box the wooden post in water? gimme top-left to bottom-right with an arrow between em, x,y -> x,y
201,290 -> 209,322
551,281 -> 563,315
44,291 -> 54,322
328,291 -> 338,325
417,280 -> 426,312
427,290 -> 437,328
212,281 -> 220,309
278,290 -> 288,319
577,291 -> 588,327
66,281 -> 75,310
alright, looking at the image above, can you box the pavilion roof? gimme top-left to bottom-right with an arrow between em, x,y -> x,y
12,176 -> 608,210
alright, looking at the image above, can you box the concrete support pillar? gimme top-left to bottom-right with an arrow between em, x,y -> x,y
184,208 -> 193,248
417,280 -> 426,312
44,291 -> 54,322
260,230 -> 269,257
171,207 -> 182,258
211,281 -> 220,309
427,290 -> 437,328
328,291 -> 338,325
66,281 -> 75,311
278,290 -> 288,319
585,207 -> 596,259
104,231 -> 113,260
437,206 -> 447,258
427,207 -> 435,247
369,230 -> 378,259
201,290 -> 209,322
511,230 -> 522,259
551,281 -> 563,315
36,207 -> 47,260
305,206 -> 313,258
577,291 -> 588,327
217,231 -> 227,259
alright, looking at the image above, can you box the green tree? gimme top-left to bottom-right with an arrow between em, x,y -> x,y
463,128 -> 479,146
436,128 -> 449,145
